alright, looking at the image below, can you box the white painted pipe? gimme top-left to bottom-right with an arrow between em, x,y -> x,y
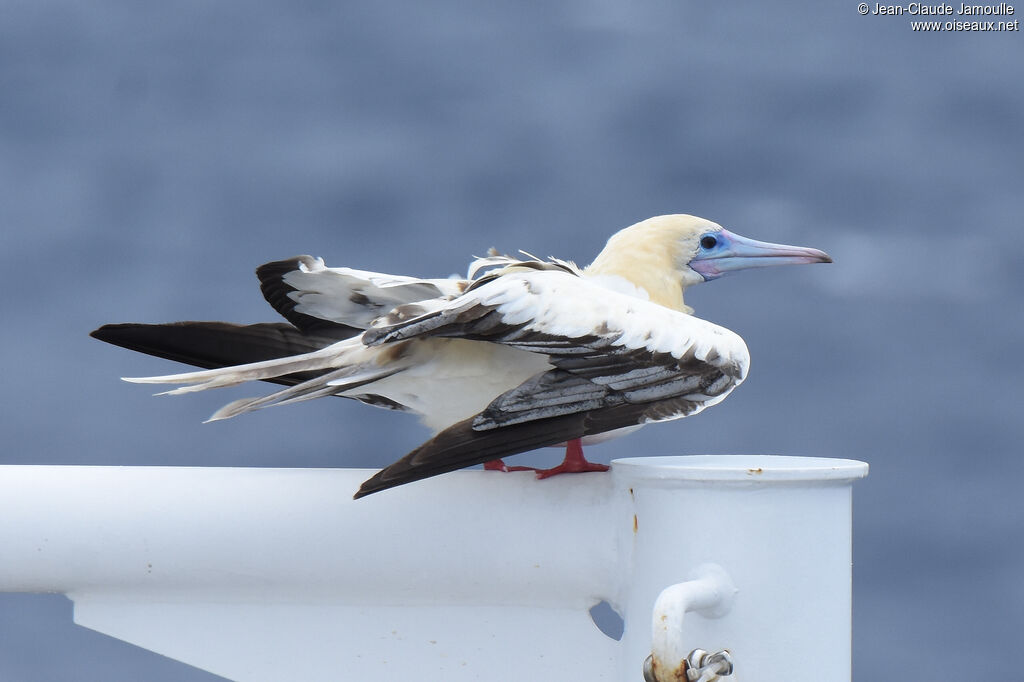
647,563 -> 737,682
0,456 -> 866,681
0,465 -> 620,681
0,465 -> 617,605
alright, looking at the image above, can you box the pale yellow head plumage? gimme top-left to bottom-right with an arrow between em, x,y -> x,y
585,214 -> 831,314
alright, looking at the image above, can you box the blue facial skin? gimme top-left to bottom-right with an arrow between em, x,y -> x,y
689,229 -> 832,281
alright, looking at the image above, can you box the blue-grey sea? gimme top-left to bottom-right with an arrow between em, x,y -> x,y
1,2 -> 1021,679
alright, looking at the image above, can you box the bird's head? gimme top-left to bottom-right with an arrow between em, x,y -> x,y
586,214 -> 832,312
677,215 -> 832,282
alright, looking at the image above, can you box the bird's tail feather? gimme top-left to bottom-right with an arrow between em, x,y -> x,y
205,364 -> 403,422
93,321 -> 412,422
90,322 -> 357,386
122,342 -> 355,395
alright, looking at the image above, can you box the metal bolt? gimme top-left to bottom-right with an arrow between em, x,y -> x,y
703,650 -> 734,676
686,648 -> 709,670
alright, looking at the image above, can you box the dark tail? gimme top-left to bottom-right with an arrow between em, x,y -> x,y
90,321 -> 359,386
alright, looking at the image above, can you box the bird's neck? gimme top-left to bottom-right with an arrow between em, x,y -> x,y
584,243 -> 693,314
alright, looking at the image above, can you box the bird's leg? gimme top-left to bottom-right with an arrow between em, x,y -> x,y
533,438 -> 610,479
483,459 -> 535,472
483,440 -> 609,476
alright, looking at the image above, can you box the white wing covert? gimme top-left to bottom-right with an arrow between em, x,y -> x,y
256,255 -> 466,332
366,269 -> 749,424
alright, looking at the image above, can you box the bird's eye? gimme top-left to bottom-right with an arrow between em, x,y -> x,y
700,235 -> 718,249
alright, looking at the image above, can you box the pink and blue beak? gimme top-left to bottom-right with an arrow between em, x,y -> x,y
688,229 -> 832,281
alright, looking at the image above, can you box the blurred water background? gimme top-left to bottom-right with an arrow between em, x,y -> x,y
1,1 -> 1021,679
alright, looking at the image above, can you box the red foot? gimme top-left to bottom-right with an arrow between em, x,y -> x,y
483,459 -> 536,472
483,441 -> 609,477
533,439 -> 609,479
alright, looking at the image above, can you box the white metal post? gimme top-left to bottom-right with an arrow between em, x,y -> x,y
613,455 -> 869,682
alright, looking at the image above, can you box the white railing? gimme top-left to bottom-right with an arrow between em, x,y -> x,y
0,455 -> 867,682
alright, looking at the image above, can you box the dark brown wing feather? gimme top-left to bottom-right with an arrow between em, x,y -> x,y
354,394 -> 708,498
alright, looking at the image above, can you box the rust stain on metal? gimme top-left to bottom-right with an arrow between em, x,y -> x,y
649,655 -> 689,682
633,514 -> 639,534
747,467 -> 763,475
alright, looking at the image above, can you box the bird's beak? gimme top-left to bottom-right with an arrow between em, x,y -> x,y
690,229 -> 832,281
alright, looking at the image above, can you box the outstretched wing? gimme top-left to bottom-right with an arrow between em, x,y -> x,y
355,269 -> 749,497
93,256 -> 471,408
257,255 -> 466,331
90,255 -> 462,383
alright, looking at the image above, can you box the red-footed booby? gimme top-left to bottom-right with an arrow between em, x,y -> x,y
91,215 -> 831,498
